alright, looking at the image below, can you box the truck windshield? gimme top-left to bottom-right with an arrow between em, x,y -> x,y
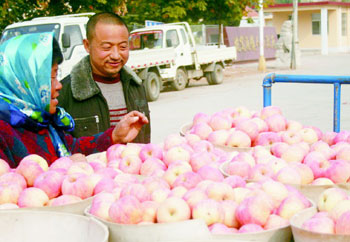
129,30 -> 163,50
0,24 -> 60,44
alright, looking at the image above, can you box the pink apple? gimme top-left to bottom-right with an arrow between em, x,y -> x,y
113,173 -> 140,188
206,182 -> 234,201
120,183 -> 150,202
190,122 -> 213,140
17,187 -> 49,208
280,144 -> 306,163
239,223 -> 264,233
67,161 -> 94,175
336,146 -> 350,162
151,187 -> 171,203
49,194 -> 82,206
264,214 -> 289,230
140,157 -> 166,176
302,216 -> 335,234
208,112 -> 232,131
248,163 -> 274,181
286,120 -> 303,133
207,130 -> 230,147
192,199 -> 224,226
156,197 -> 191,223
260,106 -> 283,120
191,140 -> 214,153
169,186 -> 188,198
0,172 -> 27,190
189,151 -> 216,172
289,163 -> 314,185
192,112 -> 210,125
118,155 -> 142,174
318,187 -> 348,213
184,133 -> 201,146
109,195 -> 143,224
139,143 -> 163,161
89,192 -> 118,221
223,175 -> 246,188
260,179 -> 289,208
322,131 -> 337,145
334,130 -> 350,144
209,223 -> 238,234
221,200 -> 239,228
61,173 -> 94,199
232,187 -> 252,204
325,160 -> 350,183
0,183 -> 22,204
96,167 -> 121,179
268,157 -> 288,174
16,155 -> 49,186
235,119 -> 259,141
172,171 -> 202,190
277,194 -> 310,220
197,165 -> 224,182
163,145 -> 191,166
254,132 -> 281,146
280,130 -> 302,145
335,210 -> 350,234
297,127 -> 319,144
93,177 -> 118,195
231,152 -> 256,167
235,193 -> 273,226
183,188 -> 208,209
106,143 -> 125,162
265,114 -> 287,132
251,117 -> 269,133
311,177 -> 334,185
274,166 -> 302,185
120,143 -> 142,158
0,159 -> 10,175
310,140 -> 335,160
162,162 -> 192,187
304,152 -> 330,179
225,130 -> 251,148
142,176 -> 170,194
141,200 -> 159,223
33,170 -> 64,199
330,200 -> 350,221
225,161 -> 251,179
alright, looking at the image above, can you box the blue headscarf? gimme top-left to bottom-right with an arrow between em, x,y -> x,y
0,32 -> 75,157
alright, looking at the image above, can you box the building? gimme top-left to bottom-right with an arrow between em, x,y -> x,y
265,0 -> 350,54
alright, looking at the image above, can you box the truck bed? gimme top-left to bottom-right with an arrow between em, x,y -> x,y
195,45 -> 237,65
127,48 -> 176,70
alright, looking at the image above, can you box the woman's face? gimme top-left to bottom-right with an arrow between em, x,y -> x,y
49,63 -> 62,114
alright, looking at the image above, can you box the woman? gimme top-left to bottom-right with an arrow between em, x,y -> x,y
0,32 -> 148,168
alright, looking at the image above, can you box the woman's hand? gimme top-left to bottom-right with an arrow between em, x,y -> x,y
112,111 -> 149,144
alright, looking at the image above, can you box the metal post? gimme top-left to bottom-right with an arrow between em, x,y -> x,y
262,74 -> 273,107
291,0 -> 298,69
333,83 -> 341,132
258,0 -> 266,72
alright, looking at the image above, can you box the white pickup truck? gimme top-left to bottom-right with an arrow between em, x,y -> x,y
1,15 -> 236,101
128,22 -> 237,101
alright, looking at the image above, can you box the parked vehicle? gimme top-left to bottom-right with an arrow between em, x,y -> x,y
128,22 -> 237,101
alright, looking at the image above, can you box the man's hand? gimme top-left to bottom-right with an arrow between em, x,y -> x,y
112,111 -> 149,144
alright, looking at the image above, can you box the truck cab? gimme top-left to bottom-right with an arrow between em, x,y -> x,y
0,13 -> 92,80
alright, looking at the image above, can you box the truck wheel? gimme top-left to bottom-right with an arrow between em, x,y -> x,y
208,63 -> 224,85
172,69 -> 188,91
143,71 -> 161,101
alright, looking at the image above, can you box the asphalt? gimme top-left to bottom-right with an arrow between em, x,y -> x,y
149,52 -> 350,144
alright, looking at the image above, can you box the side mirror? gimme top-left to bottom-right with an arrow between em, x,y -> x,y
62,33 -> 71,48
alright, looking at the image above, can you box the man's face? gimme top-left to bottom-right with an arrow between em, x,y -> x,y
84,22 -> 129,78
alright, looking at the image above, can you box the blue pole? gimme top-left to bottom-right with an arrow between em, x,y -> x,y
262,73 -> 273,107
333,83 -> 341,132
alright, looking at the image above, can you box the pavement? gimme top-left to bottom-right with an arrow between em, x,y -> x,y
149,52 -> 350,144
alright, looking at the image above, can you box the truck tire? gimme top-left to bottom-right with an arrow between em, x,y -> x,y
172,69 -> 188,91
207,63 -> 224,85
143,71 -> 161,101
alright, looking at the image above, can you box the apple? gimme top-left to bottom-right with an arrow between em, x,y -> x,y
113,173 -> 140,189
141,200 -> 159,223
264,214 -> 289,230
231,106 -> 253,119
0,159 -> 10,175
189,151 -> 216,172
163,145 -> 191,166
330,199 -> 350,221
335,210 -> 350,234
248,163 -> 274,181
162,161 -> 192,187
118,155 -> 142,174
197,165 -> 224,182
142,176 -> 170,194
221,200 -> 239,228
120,183 -> 150,202
151,188 -> 171,203
61,173 -> 94,199
235,119 -> 259,141
192,112 -> 210,125
0,172 -> 27,190
139,143 -> 163,161
190,122 -> 213,140
318,187 -> 348,213
223,175 -> 246,188
334,130 -> 350,144
172,171 -> 202,190
89,192 -> 118,221
297,127 -> 319,144
96,167 -> 121,179
17,187 -> 49,208
236,192 -> 273,226
192,199 -> 224,226
0,183 -> 22,204
225,130 -> 251,148
184,133 -> 201,146
183,188 -> 208,209
277,194 -> 310,220
226,161 -> 251,179
268,157 -> 288,174
286,120 -> 303,133
49,194 -> 82,206
207,130 -> 230,147
206,182 -> 234,201
232,187 -> 252,204
280,144 -> 306,163
169,186 -> 188,198
156,197 -> 191,223
208,112 -> 232,131
302,216 -> 335,234
106,144 -> 125,162
16,155 -> 49,186
109,195 -> 143,224
274,166 -> 302,185
251,117 -> 269,133
67,161 -> 94,175
209,223 -> 238,234
93,177 -> 118,195
239,224 -> 264,233
311,177 -> 334,185
139,158 -> 165,176
270,142 -> 289,158
254,132 -> 281,146
260,179 -> 289,208
260,106 -> 283,120
322,131 -> 337,145
231,152 -> 255,168
289,163 -> 314,185
325,160 -> 350,183
304,151 -> 330,179
265,114 -> 287,132
310,140 -> 335,160
33,170 -> 64,199
336,146 -> 350,162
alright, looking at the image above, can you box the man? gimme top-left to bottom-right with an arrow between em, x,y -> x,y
58,12 -> 150,143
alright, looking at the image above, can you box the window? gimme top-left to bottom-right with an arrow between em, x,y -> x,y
312,13 -> 321,35
342,13 -> 347,36
62,25 -> 83,60
180,29 -> 187,45
166,30 -> 179,47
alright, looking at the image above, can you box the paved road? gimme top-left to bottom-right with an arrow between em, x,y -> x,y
149,53 -> 350,144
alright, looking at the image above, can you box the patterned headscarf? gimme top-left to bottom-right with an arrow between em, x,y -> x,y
0,32 -> 74,157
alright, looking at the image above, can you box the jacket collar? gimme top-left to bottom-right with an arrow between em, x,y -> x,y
70,55 -> 142,101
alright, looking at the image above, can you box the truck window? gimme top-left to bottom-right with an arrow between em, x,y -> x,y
0,24 -> 60,44
62,25 -> 83,60
180,29 -> 188,45
166,30 -> 179,48
129,31 -> 163,50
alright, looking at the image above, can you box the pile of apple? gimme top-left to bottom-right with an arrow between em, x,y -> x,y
300,187 -> 350,235
89,174 -> 312,234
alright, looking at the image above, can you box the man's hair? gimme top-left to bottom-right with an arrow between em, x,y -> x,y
86,12 -> 129,41
52,37 -> 63,65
